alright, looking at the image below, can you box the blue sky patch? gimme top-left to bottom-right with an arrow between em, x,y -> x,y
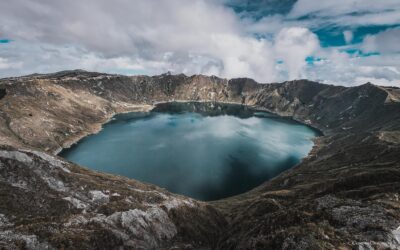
0,39 -> 11,44
225,0 -> 296,20
312,25 -> 400,47
341,49 -> 380,57
305,56 -> 322,65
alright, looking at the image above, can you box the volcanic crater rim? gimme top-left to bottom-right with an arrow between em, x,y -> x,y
58,100 -> 322,201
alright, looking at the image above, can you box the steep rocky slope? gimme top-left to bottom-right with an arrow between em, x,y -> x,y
0,70 -> 399,249
0,145 -> 224,249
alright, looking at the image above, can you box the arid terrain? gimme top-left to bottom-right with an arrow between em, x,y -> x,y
0,70 -> 400,249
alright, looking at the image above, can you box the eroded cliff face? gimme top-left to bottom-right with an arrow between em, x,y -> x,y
0,70 -> 400,249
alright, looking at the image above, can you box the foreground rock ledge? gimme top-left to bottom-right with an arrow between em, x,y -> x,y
0,70 -> 399,249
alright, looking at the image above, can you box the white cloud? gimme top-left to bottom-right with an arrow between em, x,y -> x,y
209,34 -> 277,81
343,31 -> 354,44
0,0 -> 282,82
0,58 -> 22,70
289,0 -> 400,27
0,0 -> 399,87
274,27 -> 320,79
303,49 -> 400,87
363,28 -> 400,54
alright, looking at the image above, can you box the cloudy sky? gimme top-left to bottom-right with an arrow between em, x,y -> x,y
0,0 -> 399,86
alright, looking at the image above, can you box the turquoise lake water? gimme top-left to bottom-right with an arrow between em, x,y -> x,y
60,102 -> 319,201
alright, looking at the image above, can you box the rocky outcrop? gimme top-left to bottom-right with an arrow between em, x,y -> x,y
0,145 -> 224,249
0,70 -> 399,249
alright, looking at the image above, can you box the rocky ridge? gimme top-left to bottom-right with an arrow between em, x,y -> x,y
0,70 -> 399,249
